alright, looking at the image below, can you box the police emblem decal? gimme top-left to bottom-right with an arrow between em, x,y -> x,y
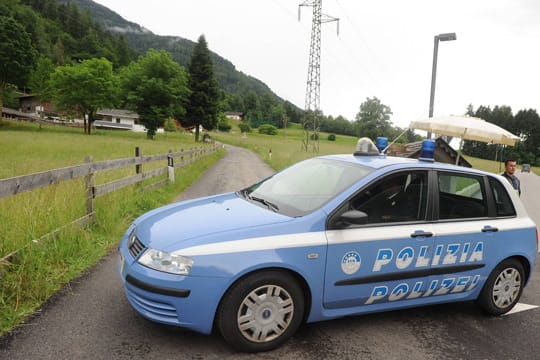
341,251 -> 361,275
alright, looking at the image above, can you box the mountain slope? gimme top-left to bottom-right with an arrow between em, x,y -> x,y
66,0 -> 284,101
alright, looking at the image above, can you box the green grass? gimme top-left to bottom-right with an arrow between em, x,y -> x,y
0,119 -> 200,178
212,123 -> 358,170
0,118 -> 224,335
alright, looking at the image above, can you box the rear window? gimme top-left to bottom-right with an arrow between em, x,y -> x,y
438,173 -> 487,219
489,178 -> 516,217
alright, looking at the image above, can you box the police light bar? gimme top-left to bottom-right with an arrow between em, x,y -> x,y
354,137 -> 380,156
419,139 -> 435,162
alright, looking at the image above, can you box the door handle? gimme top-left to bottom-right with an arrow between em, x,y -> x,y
481,225 -> 499,233
410,230 -> 433,238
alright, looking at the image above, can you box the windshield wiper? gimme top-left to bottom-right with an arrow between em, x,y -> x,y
238,189 -> 250,199
250,196 -> 279,212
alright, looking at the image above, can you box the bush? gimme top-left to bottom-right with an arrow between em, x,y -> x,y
310,133 -> 319,140
327,134 -> 336,141
258,124 -> 278,136
238,123 -> 251,133
217,119 -> 231,132
163,118 -> 177,132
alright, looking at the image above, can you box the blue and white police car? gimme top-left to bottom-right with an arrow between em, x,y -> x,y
118,138 -> 538,352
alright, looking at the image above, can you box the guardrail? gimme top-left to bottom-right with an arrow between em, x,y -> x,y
0,144 -> 218,263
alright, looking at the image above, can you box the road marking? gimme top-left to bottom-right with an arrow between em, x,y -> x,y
503,303 -> 539,316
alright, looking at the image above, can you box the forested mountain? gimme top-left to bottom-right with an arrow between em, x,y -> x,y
2,0 -> 302,123
62,0 -> 292,108
12,0 -> 132,67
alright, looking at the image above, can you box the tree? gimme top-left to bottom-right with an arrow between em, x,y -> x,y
269,104 -> 287,128
119,49 -> 189,138
320,115 -> 355,136
28,55 -> 55,103
0,15 -> 37,115
185,35 -> 220,141
49,58 -> 116,134
283,101 -> 303,124
163,118 -> 177,132
354,97 -> 393,140
514,109 -> 540,165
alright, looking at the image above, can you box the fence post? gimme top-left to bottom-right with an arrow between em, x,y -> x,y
84,155 -> 95,224
135,147 -> 142,175
167,149 -> 174,183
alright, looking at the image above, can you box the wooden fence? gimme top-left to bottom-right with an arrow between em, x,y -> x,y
0,143 -> 218,263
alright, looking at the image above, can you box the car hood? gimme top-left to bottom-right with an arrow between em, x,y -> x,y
134,192 -> 294,251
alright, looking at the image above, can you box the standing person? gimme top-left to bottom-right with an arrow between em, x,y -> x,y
501,159 -> 521,195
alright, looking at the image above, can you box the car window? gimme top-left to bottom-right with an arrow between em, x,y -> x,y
351,171 -> 428,224
489,177 -> 516,217
438,172 -> 487,219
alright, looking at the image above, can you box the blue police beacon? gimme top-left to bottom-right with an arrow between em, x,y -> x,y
419,139 -> 435,162
375,137 -> 388,154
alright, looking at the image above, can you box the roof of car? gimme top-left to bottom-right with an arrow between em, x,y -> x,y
321,153 -> 492,176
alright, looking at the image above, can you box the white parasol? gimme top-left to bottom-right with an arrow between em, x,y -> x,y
409,116 -> 520,164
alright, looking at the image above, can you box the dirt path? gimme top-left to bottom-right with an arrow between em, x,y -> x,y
175,144 -> 274,201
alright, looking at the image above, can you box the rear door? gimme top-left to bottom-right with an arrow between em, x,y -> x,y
428,171 -> 511,299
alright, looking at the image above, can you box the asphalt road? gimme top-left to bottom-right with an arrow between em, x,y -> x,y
1,147 -> 539,360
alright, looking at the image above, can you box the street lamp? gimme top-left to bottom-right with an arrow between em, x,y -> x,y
427,32 -> 456,139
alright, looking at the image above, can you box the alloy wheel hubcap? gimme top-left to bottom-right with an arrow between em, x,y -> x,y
237,285 -> 294,343
492,267 -> 521,309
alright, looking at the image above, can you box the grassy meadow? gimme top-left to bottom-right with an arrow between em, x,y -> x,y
0,119 -> 224,335
212,123 -> 359,170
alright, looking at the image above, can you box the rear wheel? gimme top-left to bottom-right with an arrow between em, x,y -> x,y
477,259 -> 525,315
216,270 -> 304,353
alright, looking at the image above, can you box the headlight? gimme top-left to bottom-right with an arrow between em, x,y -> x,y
138,249 -> 194,275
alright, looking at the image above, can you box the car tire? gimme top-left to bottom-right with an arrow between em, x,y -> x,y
216,270 -> 305,353
477,259 -> 525,315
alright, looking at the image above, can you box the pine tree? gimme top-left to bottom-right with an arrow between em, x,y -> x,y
185,35 -> 220,141
0,15 -> 37,115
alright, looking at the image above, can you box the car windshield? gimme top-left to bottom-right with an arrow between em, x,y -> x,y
240,158 -> 373,217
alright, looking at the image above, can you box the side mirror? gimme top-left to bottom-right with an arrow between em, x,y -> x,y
339,210 -> 368,226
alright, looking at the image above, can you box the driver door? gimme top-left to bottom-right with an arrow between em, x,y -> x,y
324,170 -> 433,309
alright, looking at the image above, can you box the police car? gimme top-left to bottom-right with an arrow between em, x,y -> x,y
118,138 -> 538,353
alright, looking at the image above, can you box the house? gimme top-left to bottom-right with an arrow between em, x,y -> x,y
94,109 -> 141,131
18,94 -> 56,116
224,112 -> 244,121
388,137 -> 472,167
1,107 -> 40,121
18,94 -> 41,113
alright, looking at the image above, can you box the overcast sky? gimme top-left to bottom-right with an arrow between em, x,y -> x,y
93,0 -> 540,129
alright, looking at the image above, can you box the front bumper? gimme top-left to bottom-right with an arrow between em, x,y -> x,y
118,247 -> 229,335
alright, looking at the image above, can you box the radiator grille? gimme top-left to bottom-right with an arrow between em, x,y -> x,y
128,232 -> 145,258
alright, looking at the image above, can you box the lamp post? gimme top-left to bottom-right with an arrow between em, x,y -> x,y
428,32 -> 456,139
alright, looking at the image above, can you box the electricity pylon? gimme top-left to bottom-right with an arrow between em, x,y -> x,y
299,0 -> 339,152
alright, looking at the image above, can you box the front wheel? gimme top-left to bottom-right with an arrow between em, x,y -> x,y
477,259 -> 525,315
216,270 -> 305,353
